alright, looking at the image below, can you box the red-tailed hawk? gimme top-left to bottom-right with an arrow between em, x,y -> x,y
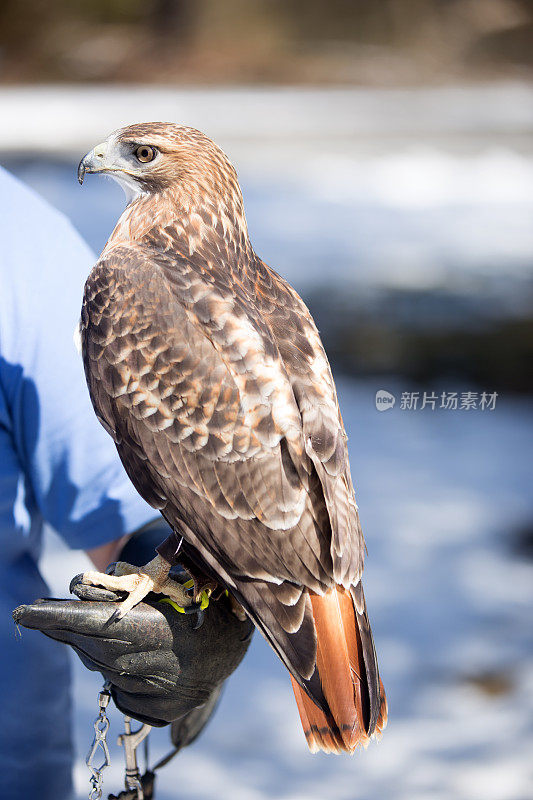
77,123 -> 387,753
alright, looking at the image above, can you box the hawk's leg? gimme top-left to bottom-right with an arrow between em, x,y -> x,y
81,554 -> 192,620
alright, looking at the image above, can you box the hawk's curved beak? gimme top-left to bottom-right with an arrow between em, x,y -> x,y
77,142 -> 108,186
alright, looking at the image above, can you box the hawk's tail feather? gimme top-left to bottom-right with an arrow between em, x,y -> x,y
292,584 -> 387,754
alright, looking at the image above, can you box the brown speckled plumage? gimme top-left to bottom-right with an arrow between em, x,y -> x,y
80,123 -> 386,751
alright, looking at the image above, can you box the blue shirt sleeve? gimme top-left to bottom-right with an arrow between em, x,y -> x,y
0,166 -> 157,550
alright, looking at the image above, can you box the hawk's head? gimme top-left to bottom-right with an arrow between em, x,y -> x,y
78,122 -> 240,206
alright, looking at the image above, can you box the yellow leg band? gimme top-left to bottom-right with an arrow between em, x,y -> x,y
159,597 -> 187,614
158,589 -> 211,614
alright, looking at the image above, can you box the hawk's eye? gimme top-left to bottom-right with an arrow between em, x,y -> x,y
135,145 -> 156,163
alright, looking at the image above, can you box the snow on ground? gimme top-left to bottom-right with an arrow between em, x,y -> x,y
2,84 -> 533,155
41,380 -> 533,800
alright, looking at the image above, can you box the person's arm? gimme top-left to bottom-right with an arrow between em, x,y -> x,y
1,169 -> 158,555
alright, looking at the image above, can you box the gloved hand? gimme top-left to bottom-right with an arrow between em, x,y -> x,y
13,526 -> 253,739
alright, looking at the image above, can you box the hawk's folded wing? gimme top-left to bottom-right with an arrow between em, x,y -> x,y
81,243 -> 363,684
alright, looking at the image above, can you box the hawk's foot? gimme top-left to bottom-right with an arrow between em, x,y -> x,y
80,554 -> 192,620
188,574 -> 218,603
185,570 -> 246,621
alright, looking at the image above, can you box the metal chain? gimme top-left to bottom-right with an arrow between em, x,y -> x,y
86,681 -> 112,800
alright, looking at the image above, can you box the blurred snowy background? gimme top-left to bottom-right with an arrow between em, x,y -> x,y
1,2 -> 533,799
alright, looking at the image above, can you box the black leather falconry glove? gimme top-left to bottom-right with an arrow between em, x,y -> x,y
13,523 -> 253,742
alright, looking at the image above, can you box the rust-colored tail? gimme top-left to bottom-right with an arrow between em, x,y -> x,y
291,585 -> 387,754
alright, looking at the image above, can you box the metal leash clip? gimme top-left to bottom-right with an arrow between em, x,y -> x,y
86,681 -> 112,800
108,717 -> 153,800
